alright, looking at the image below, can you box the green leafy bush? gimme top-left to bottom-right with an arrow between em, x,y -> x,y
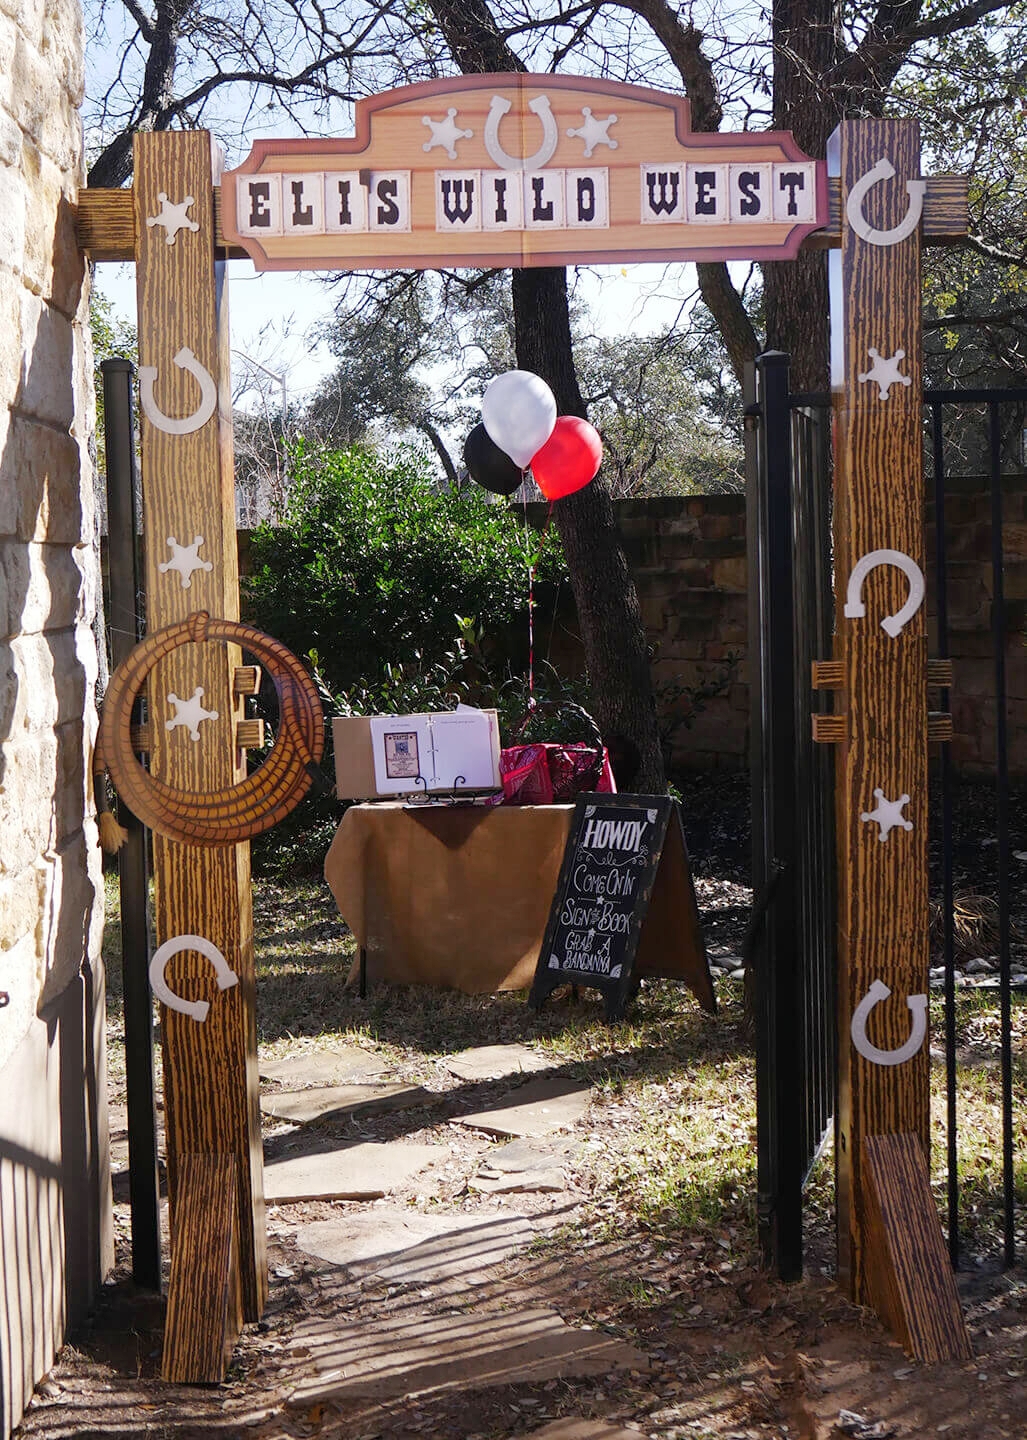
245,442 -> 564,696
245,443 -> 582,875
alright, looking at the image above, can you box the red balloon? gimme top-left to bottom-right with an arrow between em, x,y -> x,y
530,416 -> 603,499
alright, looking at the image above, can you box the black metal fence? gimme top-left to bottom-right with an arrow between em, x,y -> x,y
745,352 -> 836,1280
746,352 -> 1024,1279
927,385 -> 1027,1270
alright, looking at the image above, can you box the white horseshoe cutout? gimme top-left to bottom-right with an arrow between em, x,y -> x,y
845,157 -> 926,247
484,95 -> 559,171
851,979 -> 928,1067
149,934 -> 239,1024
843,548 -> 925,638
139,347 -> 218,436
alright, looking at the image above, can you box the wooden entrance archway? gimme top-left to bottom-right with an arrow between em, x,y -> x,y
77,79 -> 972,1379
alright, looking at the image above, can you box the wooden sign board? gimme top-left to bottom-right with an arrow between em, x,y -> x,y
529,793 -> 715,1021
221,74 -> 828,272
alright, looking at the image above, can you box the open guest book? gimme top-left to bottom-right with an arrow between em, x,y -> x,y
369,707 -> 501,795
333,707 -> 502,799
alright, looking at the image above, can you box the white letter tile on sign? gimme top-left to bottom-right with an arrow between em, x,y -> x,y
729,165 -> 772,222
324,173 -> 369,232
435,171 -> 482,231
565,169 -> 609,228
481,171 -> 524,230
283,173 -> 325,234
368,173 -> 411,232
640,165 -> 684,224
238,175 -> 283,235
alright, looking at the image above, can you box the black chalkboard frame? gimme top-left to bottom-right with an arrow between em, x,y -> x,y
528,792 -> 678,1021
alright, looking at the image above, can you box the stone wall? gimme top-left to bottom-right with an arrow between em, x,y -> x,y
0,0 -> 112,1434
526,488 -> 1027,777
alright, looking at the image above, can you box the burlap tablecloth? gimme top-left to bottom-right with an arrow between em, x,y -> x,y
324,803 -> 574,992
324,801 -> 715,1008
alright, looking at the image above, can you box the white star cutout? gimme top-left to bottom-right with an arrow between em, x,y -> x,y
145,192 -> 200,245
857,347 -> 912,400
158,535 -> 214,589
566,108 -> 619,158
422,108 -> 473,160
165,687 -> 219,742
860,789 -> 913,842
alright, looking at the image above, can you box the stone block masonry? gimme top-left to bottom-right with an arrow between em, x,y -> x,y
0,0 -> 113,1435
505,489 -> 1026,777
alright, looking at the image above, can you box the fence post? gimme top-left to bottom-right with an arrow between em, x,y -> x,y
748,351 -> 803,1279
101,357 -> 161,1292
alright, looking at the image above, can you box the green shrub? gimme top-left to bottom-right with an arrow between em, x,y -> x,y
245,443 -> 582,876
245,442 -> 564,696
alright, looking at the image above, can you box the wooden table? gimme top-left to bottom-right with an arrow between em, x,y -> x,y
324,801 -> 713,1006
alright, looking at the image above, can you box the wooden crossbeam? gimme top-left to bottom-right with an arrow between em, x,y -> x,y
74,174 -> 969,264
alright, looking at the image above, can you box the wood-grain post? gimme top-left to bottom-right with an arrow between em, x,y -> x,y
829,121 -> 969,1358
133,132 -> 267,1347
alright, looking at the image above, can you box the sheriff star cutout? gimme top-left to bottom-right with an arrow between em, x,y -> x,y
422,108 -> 473,159
165,687 -> 219,742
146,192 -> 200,245
860,789 -> 913,842
566,107 -> 619,157
857,347 -> 912,400
158,535 -> 213,589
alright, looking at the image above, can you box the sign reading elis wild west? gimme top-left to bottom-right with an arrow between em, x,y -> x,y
221,74 -> 828,270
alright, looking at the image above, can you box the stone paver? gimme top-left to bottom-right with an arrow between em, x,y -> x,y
484,1137 -> 580,1172
263,1142 -> 441,1203
444,1043 -> 552,1081
526,1423 -> 647,1439
259,1044 -> 390,1086
452,1077 -> 591,1138
470,1167 -> 566,1194
259,1083 -> 430,1126
295,1207 -> 537,1284
285,1307 -> 650,1404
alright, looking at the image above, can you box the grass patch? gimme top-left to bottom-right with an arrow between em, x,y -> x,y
100,874 -> 1023,1272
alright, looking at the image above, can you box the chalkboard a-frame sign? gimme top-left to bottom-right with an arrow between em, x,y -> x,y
529,793 -> 715,1022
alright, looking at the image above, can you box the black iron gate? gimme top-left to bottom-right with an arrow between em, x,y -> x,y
746,351 -> 1025,1280
745,352 -> 836,1280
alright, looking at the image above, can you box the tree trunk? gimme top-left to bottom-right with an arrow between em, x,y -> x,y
512,268 -> 665,791
427,0 -> 666,791
763,0 -> 846,388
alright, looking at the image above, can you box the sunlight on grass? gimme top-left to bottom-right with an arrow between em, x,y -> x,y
99,871 -> 1022,1268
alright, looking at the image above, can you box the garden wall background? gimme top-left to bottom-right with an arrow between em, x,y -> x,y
0,1 -> 112,1434
614,483 -> 1027,776
239,476 -> 1027,778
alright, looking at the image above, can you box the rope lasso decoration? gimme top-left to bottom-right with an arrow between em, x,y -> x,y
94,611 -> 324,847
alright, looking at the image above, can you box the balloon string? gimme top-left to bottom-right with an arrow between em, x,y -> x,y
521,491 -> 554,714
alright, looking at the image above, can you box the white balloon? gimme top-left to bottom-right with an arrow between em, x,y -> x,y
481,370 -> 557,470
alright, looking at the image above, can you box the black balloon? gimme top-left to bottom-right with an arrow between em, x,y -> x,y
463,423 -> 524,496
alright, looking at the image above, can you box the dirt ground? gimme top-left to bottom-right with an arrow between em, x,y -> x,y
14,774 -> 1026,1440
14,1134 -> 1027,1440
